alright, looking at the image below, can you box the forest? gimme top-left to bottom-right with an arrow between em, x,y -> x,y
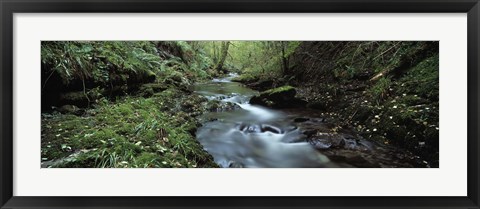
41,41 -> 439,168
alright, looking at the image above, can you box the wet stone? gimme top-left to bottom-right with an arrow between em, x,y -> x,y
261,124 -> 283,134
294,117 -> 310,123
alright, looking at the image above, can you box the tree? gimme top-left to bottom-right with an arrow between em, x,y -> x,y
215,41 -> 230,73
280,41 -> 289,75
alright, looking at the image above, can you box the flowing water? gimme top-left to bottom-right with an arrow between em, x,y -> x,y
194,74 -> 422,168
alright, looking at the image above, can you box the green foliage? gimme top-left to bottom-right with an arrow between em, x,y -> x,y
41,42 -> 93,84
397,54 -> 439,100
368,77 -> 392,103
202,41 -> 300,79
331,41 -> 431,81
42,41 -> 303,90
42,41 -> 216,89
167,41 -> 213,79
42,41 -> 161,84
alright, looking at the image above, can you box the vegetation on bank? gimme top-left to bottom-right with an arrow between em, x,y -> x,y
41,41 -> 226,168
235,41 -> 439,167
42,89 -> 222,168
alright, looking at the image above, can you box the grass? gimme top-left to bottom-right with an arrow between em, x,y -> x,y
368,77 -> 392,104
41,88 -> 218,168
397,54 -> 439,100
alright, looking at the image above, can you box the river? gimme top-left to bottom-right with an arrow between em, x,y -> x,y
194,74 -> 423,168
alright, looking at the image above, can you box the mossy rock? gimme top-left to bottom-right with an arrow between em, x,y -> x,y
164,71 -> 191,90
139,83 -> 167,97
59,91 -> 90,107
144,70 -> 157,83
206,100 -> 240,112
57,105 -> 83,115
127,70 -> 156,84
248,79 -> 275,91
250,86 -> 306,108
231,74 -> 259,84
58,88 -> 108,107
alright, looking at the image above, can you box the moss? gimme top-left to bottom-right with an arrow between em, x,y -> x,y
42,89 -> 218,168
139,83 -> 167,97
145,70 -> 157,82
163,71 -> 191,90
250,85 -> 305,108
231,74 -> 258,83
397,54 -> 439,100
263,85 -> 295,95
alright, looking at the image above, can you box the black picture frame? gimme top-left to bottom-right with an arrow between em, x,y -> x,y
1,0 -> 479,208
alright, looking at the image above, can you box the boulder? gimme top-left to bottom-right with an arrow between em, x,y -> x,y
139,83 -> 167,97
58,105 -> 83,115
250,86 -> 306,108
59,91 -> 90,107
248,79 -> 274,91
164,71 -> 191,91
58,88 -> 107,107
231,74 -> 258,84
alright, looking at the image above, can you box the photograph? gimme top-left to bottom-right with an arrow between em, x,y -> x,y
2,0 -> 477,207
40,41 -> 439,168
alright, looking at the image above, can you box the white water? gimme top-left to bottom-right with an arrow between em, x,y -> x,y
237,103 -> 277,121
194,76 -> 334,168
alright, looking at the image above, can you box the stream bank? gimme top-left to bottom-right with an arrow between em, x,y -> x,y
233,41 -> 439,167
41,86 -> 237,168
41,41 -> 229,168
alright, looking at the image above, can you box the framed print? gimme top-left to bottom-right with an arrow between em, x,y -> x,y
1,0 -> 479,208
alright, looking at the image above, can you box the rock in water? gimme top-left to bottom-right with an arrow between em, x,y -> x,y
250,85 -> 306,108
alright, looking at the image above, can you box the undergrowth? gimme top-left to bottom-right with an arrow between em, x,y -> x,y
41,89 -> 219,168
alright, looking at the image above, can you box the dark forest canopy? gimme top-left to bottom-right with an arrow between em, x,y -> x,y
41,41 -> 439,168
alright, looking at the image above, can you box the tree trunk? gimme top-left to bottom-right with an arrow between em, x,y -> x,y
216,41 -> 230,73
212,41 -> 218,64
280,41 -> 289,75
